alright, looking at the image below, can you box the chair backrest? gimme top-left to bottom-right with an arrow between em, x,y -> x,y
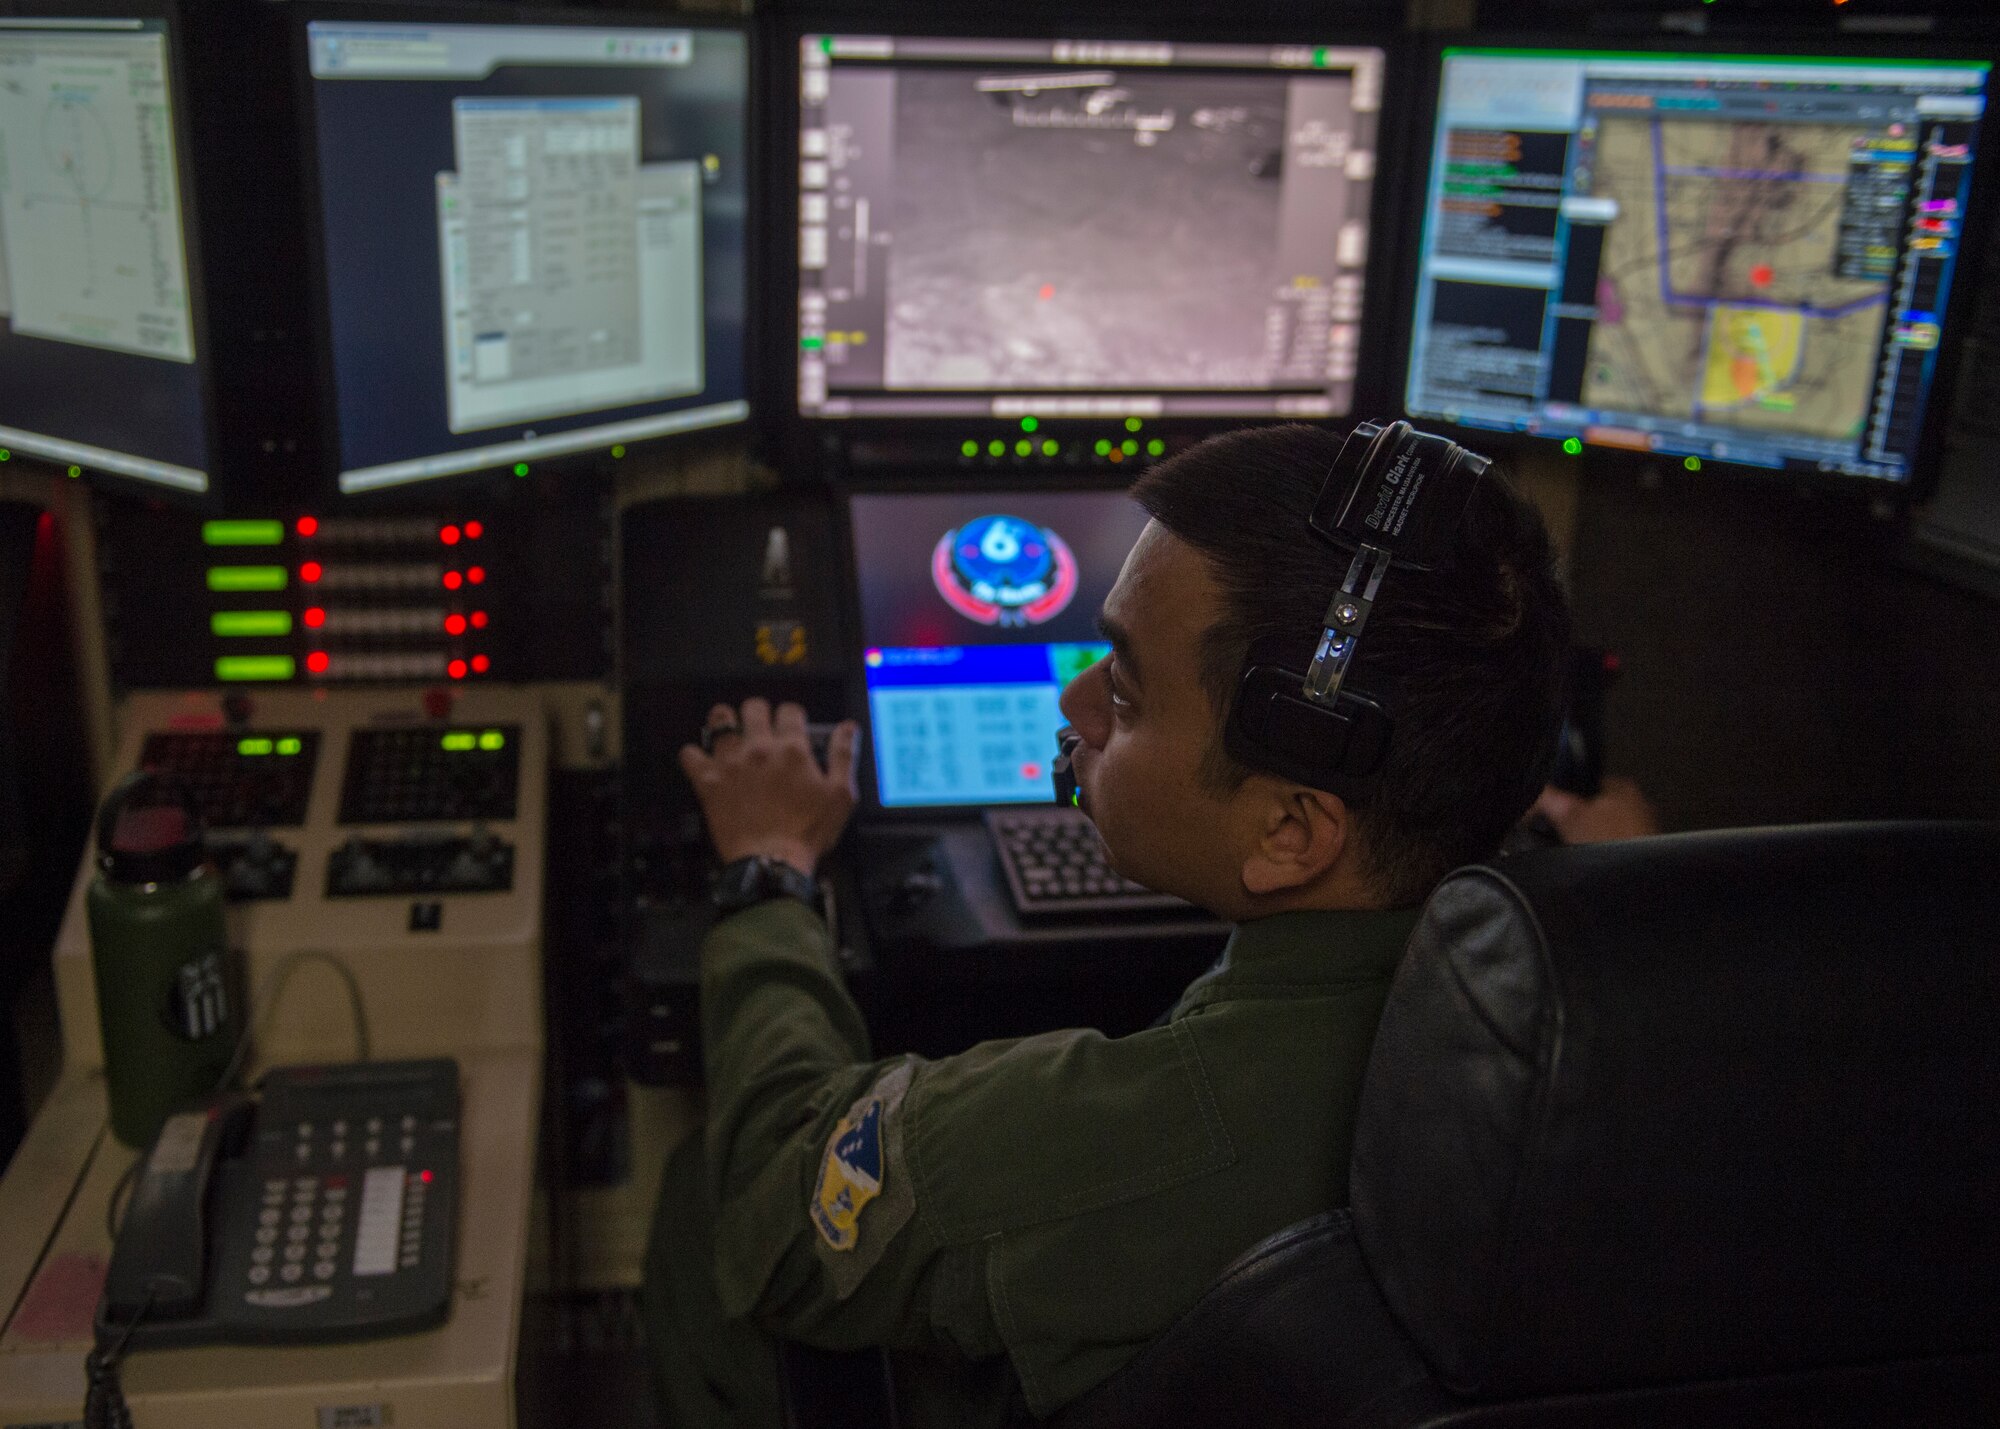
1351,821 -> 2000,1400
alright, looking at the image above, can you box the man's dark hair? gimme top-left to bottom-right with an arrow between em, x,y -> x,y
1133,424 -> 1572,906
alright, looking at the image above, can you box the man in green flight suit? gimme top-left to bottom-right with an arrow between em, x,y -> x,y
643,424 -> 1576,1426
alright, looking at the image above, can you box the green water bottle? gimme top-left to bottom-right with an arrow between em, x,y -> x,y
86,772 -> 240,1147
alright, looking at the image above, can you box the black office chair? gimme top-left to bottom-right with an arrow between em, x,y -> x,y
1052,822 -> 2000,1427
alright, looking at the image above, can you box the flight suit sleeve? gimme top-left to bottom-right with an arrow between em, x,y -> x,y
697,899 -> 1005,1363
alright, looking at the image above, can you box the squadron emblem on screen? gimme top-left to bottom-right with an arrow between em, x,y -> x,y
931,514 -> 1078,627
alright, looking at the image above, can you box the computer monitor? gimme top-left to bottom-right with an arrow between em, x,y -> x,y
797,34 -> 1388,423
1403,47 -> 1992,483
848,487 -> 1148,809
301,11 -> 749,495
0,7 -> 210,492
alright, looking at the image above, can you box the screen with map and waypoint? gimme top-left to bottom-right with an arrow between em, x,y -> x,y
797,34 -> 1386,424
0,11 -> 210,492
1404,48 -> 1992,482
848,488 -> 1148,810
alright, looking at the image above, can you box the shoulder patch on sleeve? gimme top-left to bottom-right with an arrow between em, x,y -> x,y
811,1061 -> 917,1297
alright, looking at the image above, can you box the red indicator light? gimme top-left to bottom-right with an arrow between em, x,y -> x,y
300,561 -> 323,584
296,516 -> 319,538
420,1170 -> 433,1184
306,651 -> 330,675
444,614 -> 467,636
442,571 -> 463,590
440,524 -> 461,546
471,654 -> 490,674
467,566 -> 486,585
465,521 -> 484,540
470,610 -> 489,630
447,659 -> 468,681
303,607 -> 327,630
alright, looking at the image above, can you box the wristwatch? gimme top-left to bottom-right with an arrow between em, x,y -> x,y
711,855 -> 824,919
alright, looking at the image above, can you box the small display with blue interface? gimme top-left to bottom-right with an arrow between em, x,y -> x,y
848,489 -> 1149,809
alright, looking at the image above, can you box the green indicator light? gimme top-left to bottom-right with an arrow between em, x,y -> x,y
800,335 -> 824,350
1121,439 -> 1139,456
1041,439 -> 1059,457
1146,439 -> 1165,457
988,440 -> 1006,457
201,520 -> 284,547
67,465 -> 81,479
961,439 -> 978,458
441,732 -> 476,752
1020,416 -> 1039,433
1684,456 -> 1703,471
1015,439 -> 1032,457
611,444 -> 626,458
479,729 -> 506,752
1125,417 -> 1143,433
277,737 -> 303,756
237,737 -> 274,757
1094,439 -> 1112,457
820,35 -> 833,54
210,610 -> 292,638
0,450 -> 11,461
1314,46 -> 1331,67
1562,437 -> 1583,456
513,462 -> 530,477
215,655 -> 295,682
207,565 -> 288,593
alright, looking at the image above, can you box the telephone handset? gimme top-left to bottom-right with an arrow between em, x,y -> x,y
100,1058 -> 460,1350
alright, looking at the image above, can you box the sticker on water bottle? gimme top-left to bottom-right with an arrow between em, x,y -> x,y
172,950 -> 229,1040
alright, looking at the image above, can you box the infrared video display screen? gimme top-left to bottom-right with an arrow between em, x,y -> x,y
798,35 -> 1385,421
0,14 -> 209,491
306,19 -> 749,493
1404,48 -> 1992,481
848,488 -> 1148,809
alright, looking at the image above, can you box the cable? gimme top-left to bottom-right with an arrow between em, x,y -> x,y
104,1159 -> 140,1243
83,1282 -> 157,1429
215,948 -> 371,1094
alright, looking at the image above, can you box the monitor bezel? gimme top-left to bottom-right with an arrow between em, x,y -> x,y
0,0 -> 219,501
1388,33 -> 2000,503
766,15 -> 1419,474
290,0 -> 759,503
839,472 -> 1148,820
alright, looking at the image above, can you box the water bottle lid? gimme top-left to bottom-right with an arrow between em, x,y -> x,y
96,772 -> 207,885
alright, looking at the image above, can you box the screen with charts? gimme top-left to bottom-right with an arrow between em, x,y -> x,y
0,14 -> 208,491
797,34 -> 1385,422
306,18 -> 748,494
1404,49 -> 1991,482
849,488 -> 1149,809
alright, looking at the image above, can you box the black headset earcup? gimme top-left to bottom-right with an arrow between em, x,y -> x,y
1228,664 -> 1391,798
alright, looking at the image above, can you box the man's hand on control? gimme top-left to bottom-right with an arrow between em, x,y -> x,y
1532,775 -> 1661,845
678,699 -> 860,878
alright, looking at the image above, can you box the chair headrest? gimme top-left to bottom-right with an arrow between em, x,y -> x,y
1350,822 -> 2000,1399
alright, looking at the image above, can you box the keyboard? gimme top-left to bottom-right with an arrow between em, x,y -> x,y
984,807 -> 1190,917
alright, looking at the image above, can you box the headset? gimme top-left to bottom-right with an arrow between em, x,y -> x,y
1056,419 -> 1490,810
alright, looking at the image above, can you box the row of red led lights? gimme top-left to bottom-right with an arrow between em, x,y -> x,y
294,516 -> 494,680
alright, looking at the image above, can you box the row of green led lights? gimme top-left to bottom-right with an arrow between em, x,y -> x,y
961,416 -> 1164,460
0,449 -> 83,478
236,737 -> 305,757
441,730 -> 508,752
1556,436 -> 1703,472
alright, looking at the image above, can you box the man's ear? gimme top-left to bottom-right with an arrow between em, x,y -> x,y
1240,783 -> 1349,897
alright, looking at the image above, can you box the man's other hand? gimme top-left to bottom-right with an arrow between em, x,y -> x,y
1531,775 -> 1661,845
679,700 -> 860,877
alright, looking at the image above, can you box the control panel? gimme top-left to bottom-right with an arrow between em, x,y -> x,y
340,726 -> 520,824
329,831 -> 514,898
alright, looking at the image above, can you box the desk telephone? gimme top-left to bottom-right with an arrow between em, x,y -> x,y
100,1058 -> 460,1349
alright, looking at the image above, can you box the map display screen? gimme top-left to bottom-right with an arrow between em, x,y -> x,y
797,35 -> 1385,422
848,488 -> 1147,809
1405,49 -> 1992,482
0,16 -> 208,491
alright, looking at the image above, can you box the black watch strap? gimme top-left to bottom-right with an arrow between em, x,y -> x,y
712,855 -> 824,918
